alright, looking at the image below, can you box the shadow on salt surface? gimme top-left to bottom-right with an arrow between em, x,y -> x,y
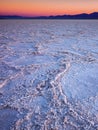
0,106 -> 18,130
61,63 -> 98,114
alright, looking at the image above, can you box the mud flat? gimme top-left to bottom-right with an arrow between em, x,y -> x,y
0,20 -> 98,130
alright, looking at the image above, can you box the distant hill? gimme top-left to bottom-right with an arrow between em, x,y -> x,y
0,12 -> 98,19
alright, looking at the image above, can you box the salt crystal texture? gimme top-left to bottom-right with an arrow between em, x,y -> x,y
0,20 -> 98,130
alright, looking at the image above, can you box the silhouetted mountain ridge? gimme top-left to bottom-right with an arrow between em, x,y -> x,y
0,12 -> 98,19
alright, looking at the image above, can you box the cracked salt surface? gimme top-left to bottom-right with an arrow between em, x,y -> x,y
0,20 -> 98,130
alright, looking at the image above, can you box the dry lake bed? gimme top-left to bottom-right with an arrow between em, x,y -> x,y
0,20 -> 98,130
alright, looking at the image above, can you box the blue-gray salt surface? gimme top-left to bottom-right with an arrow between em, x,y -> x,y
0,20 -> 98,130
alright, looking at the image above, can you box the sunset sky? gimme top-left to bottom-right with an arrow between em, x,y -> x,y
0,0 -> 98,16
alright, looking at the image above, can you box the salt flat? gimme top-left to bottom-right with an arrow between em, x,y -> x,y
0,20 -> 98,130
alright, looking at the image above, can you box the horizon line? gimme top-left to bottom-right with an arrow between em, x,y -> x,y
0,12 -> 98,17
0,12 -> 98,19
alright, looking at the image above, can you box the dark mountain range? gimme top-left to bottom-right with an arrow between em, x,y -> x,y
0,12 -> 98,19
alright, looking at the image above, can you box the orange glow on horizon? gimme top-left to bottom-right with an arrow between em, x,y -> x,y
0,0 -> 98,16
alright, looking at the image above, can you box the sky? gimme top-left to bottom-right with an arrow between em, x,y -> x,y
0,0 -> 98,16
